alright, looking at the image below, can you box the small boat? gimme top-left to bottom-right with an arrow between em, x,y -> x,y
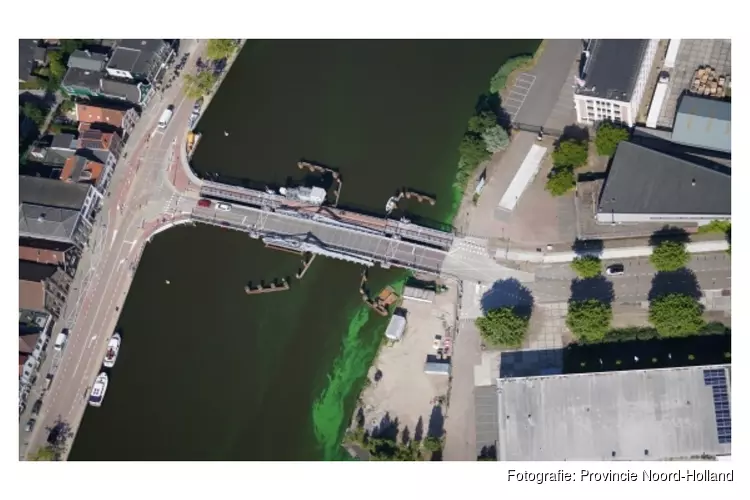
103,333 -> 121,369
385,196 -> 398,214
88,373 -> 109,407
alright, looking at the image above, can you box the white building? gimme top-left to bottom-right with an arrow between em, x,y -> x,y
574,39 -> 660,127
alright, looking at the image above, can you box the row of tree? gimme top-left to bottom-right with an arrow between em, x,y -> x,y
183,40 -> 239,100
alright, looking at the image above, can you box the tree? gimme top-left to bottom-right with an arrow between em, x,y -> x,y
22,102 -> 45,127
545,167 -> 575,196
458,134 -> 491,168
422,436 -> 443,453
566,299 -> 612,343
650,240 -> 689,272
183,70 -> 218,100
649,293 -> 705,337
475,307 -> 529,348
552,139 -> 588,168
482,125 -> 510,153
206,39 -> 237,61
58,99 -> 75,115
595,122 -> 630,156
28,446 -> 57,461
570,255 -> 602,278
467,111 -> 497,134
47,51 -> 67,83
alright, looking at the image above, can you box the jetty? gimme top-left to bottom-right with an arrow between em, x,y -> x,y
359,270 -> 400,316
245,278 -> 290,295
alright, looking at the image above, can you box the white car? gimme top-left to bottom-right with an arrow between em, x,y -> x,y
606,264 -> 625,276
216,203 -> 232,212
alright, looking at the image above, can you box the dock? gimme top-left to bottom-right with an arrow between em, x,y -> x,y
298,161 -> 343,207
295,253 -> 316,279
245,278 -> 290,295
359,270 -> 400,316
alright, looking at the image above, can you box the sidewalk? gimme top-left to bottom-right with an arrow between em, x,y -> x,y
499,239 -> 730,264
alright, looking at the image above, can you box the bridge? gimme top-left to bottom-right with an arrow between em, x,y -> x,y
189,182 -> 535,283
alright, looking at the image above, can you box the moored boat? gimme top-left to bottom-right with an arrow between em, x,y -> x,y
103,333 -> 121,369
88,373 -> 109,407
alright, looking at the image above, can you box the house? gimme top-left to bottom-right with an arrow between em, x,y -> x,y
100,78 -> 150,105
494,365 -> 731,461
19,279 -> 46,312
19,241 -> 76,273
61,67 -> 103,98
60,155 -> 104,186
574,39 -> 660,127
671,95 -> 731,154
19,39 -> 40,82
596,141 -> 731,225
19,175 -> 99,248
75,103 -> 138,136
67,49 -> 108,72
19,260 -> 70,321
106,39 -> 174,83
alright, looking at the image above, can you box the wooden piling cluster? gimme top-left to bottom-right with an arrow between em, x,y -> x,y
264,243 -> 303,255
295,253 -> 316,279
245,278 -> 290,295
359,269 -> 400,316
402,189 -> 436,206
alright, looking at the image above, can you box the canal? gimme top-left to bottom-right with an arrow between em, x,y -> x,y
70,39 -> 540,460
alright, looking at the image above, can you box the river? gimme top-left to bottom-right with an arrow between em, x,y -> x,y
70,39 -> 540,460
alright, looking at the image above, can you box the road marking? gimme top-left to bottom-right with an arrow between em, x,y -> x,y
110,229 -> 118,249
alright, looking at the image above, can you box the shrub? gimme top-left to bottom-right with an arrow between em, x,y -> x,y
566,299 -> 612,343
552,139 -> 588,168
649,293 -> 705,337
570,255 -> 602,278
475,307 -> 529,348
489,55 -> 533,93
482,125 -> 510,153
650,240 -> 689,272
545,167 -> 575,196
594,122 -> 630,156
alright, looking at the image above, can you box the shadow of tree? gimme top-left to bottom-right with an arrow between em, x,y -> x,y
570,276 -> 615,306
414,416 -> 424,442
478,444 -> 497,460
480,278 -> 535,319
372,412 -> 400,442
560,124 -> 590,143
648,268 -> 703,301
45,416 -> 75,457
400,426 -> 411,445
427,405 -> 445,439
648,225 -> 691,246
571,238 -> 604,257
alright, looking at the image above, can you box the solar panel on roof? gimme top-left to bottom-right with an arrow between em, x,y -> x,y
704,369 -> 731,445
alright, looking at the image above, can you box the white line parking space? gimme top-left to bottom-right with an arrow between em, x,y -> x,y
503,73 -> 536,121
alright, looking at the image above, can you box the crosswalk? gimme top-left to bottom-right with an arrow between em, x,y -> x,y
162,193 -> 181,215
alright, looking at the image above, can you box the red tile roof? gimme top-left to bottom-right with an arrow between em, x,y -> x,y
19,246 -> 65,265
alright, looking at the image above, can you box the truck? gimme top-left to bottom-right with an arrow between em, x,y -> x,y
158,106 -> 174,129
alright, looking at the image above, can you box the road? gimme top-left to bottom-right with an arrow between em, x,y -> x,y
21,39 -> 207,460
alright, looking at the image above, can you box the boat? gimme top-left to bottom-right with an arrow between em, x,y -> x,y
385,196 -> 398,214
88,372 -> 109,407
278,186 -> 326,205
103,333 -> 121,369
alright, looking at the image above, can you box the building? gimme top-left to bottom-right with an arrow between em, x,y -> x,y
61,67 -> 103,98
67,49 -> 107,72
60,155 -> 104,186
574,39 -> 660,127
671,95 -> 731,154
100,78 -> 150,106
19,241 -> 76,273
19,39 -> 40,82
61,70 -> 149,106
75,103 -> 138,136
19,274 -> 56,385
596,141 -> 730,225
19,175 -> 99,248
105,39 -> 174,83
495,365 -> 731,461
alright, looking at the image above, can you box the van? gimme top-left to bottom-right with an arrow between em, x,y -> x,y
54,329 -> 69,352
44,373 -> 54,390
158,106 -> 174,130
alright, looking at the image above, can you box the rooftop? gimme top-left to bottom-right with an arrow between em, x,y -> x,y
67,49 -> 107,72
576,39 -> 649,102
19,39 -> 39,81
78,128 -> 118,151
671,95 -> 731,153
19,280 -> 45,311
19,175 -> 90,210
62,67 -> 102,91
19,204 -> 82,243
108,39 -> 171,79
496,365 -> 732,461
51,133 -> 77,150
19,260 -> 58,283
19,245 -> 67,266
598,141 -> 730,217
76,103 -> 128,127
100,79 -> 143,104
60,156 -> 103,184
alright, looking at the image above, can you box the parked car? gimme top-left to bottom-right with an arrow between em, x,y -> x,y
197,198 -> 212,208
25,418 -> 36,432
31,399 -> 43,416
216,203 -> 232,212
606,264 -> 625,276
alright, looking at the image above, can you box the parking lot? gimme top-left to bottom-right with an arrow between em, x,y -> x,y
502,73 -> 535,122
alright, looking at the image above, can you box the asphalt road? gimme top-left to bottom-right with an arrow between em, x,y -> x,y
21,40 -> 206,460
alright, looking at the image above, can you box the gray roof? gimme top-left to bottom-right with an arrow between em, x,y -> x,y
19,175 -> 90,210
108,39 -> 171,79
671,96 -> 731,153
598,141 -> 731,217
67,50 -> 107,72
19,39 -> 39,81
19,204 -> 82,243
62,67 -> 102,91
576,39 -> 648,102
496,365 -> 732,461
100,79 -> 143,104
50,133 -> 77,150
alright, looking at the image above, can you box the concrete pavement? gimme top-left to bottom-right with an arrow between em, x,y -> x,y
22,39 -> 208,460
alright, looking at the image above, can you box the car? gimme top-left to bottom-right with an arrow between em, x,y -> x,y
216,203 -> 232,212
31,399 -> 43,416
606,264 -> 625,276
25,418 -> 36,432
197,198 -> 212,208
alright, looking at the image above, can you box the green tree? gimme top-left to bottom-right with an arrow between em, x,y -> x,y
422,436 -> 443,453
22,102 -> 45,127
482,125 -> 510,153
475,307 -> 529,348
183,70 -> 218,100
47,51 -> 67,84
566,299 -> 612,343
545,167 -> 575,196
649,293 -> 705,337
552,139 -> 588,168
570,255 -> 602,278
468,111 -> 497,134
458,134 -> 491,167
28,446 -> 57,461
650,240 -> 689,272
489,55 -> 532,93
595,122 -> 630,156
206,39 -> 237,61
58,99 -> 75,115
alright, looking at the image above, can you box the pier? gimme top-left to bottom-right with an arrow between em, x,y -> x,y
245,278 -> 290,295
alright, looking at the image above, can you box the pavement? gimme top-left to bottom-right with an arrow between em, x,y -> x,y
20,39 -> 209,460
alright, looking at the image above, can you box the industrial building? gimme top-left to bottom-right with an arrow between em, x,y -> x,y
495,365 -> 731,461
574,39 -> 660,127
